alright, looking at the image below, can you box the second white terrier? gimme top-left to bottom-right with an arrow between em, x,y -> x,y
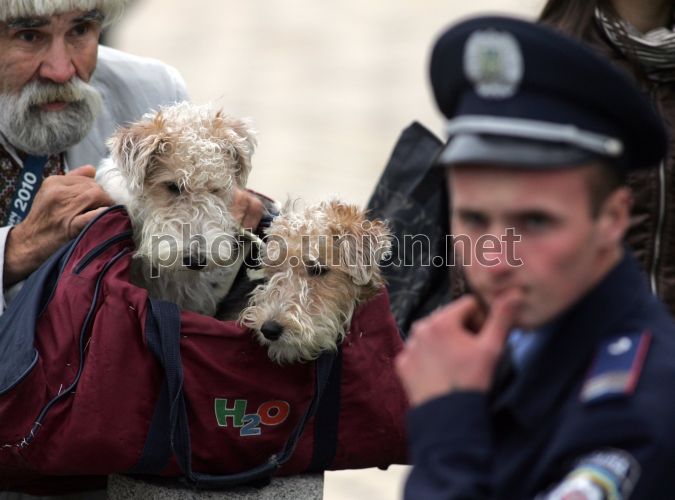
97,101 -> 257,316
240,200 -> 392,364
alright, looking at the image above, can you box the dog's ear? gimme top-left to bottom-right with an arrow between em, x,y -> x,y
213,113 -> 257,188
329,201 -> 392,293
106,112 -> 171,194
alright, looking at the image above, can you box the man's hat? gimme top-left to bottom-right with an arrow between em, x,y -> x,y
430,16 -> 669,170
0,0 -> 131,26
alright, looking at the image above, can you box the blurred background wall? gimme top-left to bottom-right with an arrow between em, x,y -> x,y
108,1 -> 543,498
110,0 -> 543,205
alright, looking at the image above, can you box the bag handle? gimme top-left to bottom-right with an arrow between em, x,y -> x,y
135,298 -> 335,489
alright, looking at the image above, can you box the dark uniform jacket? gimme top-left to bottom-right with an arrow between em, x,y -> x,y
405,250 -> 675,499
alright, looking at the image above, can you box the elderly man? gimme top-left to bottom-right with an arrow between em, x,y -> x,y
0,3 -> 178,499
0,0 -> 182,314
0,1 -> 259,498
0,0 -> 263,315
396,16 -> 675,499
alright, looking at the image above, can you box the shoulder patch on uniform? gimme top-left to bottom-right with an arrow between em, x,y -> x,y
580,331 -> 651,405
545,449 -> 640,500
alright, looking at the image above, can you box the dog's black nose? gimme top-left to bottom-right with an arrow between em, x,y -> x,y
183,254 -> 207,270
260,321 -> 284,341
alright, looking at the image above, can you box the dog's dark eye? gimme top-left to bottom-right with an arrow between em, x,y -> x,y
166,182 -> 181,195
308,262 -> 328,277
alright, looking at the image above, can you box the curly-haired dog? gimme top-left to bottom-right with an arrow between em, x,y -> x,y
239,200 -> 392,364
96,101 -> 257,316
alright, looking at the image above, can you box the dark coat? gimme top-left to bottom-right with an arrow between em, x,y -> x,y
579,24 -> 675,317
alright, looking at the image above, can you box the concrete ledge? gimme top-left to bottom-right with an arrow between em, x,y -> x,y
108,474 -> 324,499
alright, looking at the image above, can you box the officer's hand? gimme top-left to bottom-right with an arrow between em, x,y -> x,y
395,291 -> 522,407
3,165 -> 113,287
230,188 -> 265,230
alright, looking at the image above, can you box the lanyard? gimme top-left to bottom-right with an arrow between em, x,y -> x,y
5,155 -> 49,226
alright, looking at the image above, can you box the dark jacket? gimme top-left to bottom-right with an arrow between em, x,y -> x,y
405,250 -> 675,499
584,25 -> 675,316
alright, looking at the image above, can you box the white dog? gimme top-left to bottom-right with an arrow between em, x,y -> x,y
97,101 -> 257,316
239,200 -> 392,364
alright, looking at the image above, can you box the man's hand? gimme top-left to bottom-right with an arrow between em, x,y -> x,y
3,165 -> 113,287
230,188 -> 265,230
396,291 -> 522,407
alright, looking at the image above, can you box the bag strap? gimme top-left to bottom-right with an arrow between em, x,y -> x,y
135,299 -> 336,489
307,346 -> 342,472
127,304 -> 173,475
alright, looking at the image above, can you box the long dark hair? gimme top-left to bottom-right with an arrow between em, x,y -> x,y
539,0 -> 611,40
539,0 -> 648,81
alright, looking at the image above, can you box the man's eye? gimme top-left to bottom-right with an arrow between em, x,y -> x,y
16,30 -> 41,43
460,213 -> 488,229
522,214 -> 553,232
69,23 -> 90,37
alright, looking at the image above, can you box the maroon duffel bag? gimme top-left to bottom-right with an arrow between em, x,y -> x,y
0,206 -> 407,494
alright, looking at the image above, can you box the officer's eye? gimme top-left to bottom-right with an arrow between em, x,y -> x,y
458,211 -> 488,230
166,182 -> 181,195
521,212 -> 554,232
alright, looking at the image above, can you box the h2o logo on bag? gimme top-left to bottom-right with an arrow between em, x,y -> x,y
214,399 -> 290,437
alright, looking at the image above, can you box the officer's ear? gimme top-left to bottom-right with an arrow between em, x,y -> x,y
596,187 -> 632,247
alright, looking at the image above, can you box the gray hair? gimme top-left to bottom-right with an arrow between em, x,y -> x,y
0,78 -> 103,155
0,0 -> 132,27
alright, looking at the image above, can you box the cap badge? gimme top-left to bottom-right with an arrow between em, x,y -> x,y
464,29 -> 523,99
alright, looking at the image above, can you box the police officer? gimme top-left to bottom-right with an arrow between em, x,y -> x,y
395,16 -> 675,499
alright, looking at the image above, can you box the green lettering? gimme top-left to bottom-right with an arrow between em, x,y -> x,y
214,398 -> 247,427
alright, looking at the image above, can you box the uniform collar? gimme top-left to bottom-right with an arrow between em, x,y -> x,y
491,248 -> 647,426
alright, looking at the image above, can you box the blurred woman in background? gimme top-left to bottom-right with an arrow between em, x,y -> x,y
540,0 -> 675,314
